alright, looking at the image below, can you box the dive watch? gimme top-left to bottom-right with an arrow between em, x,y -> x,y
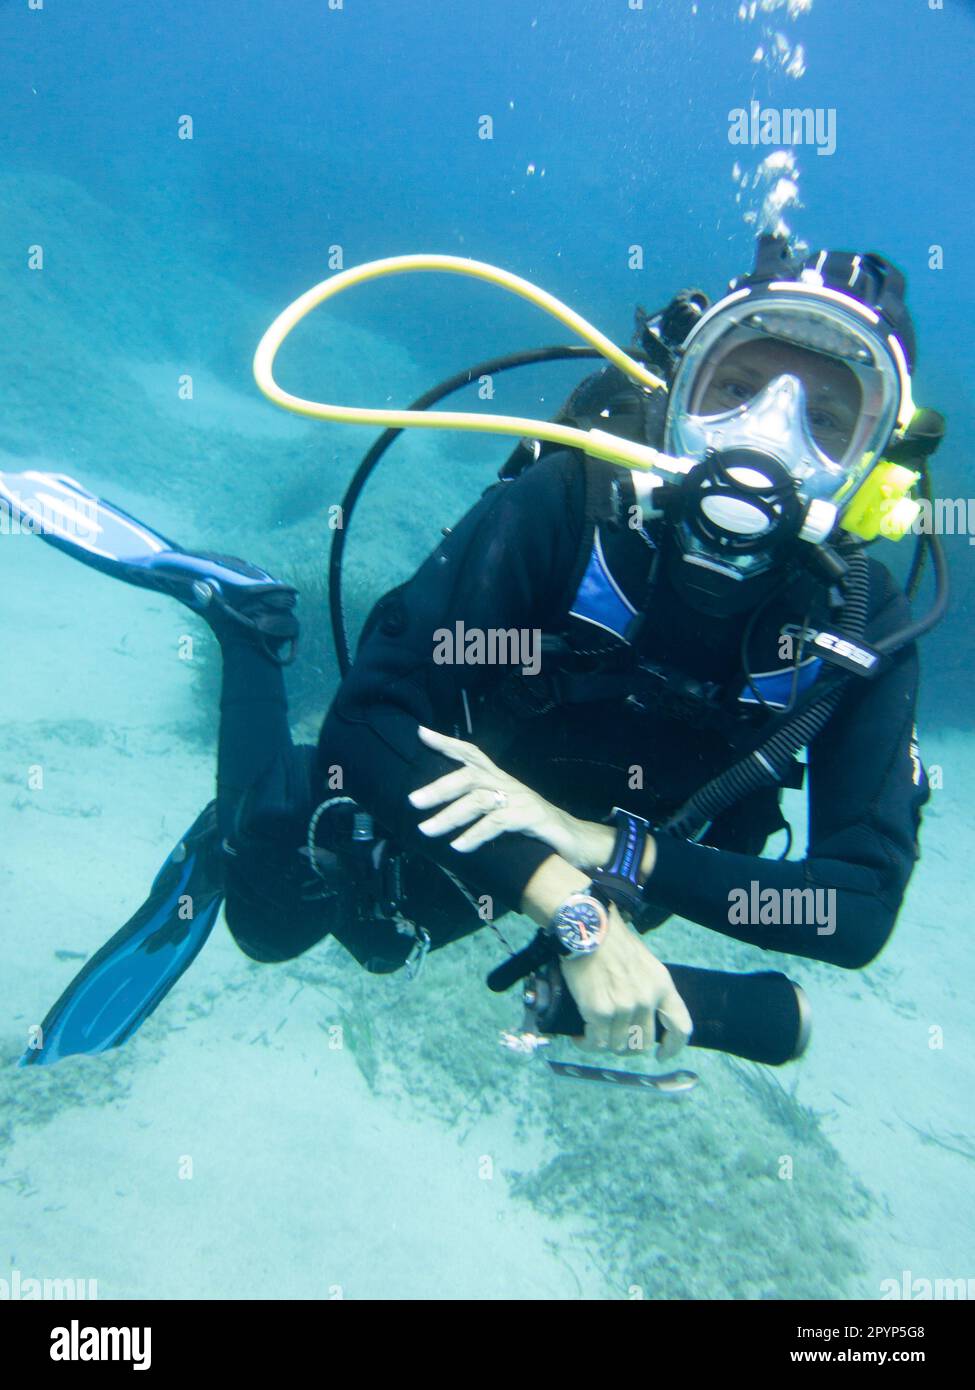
547,889 -> 610,957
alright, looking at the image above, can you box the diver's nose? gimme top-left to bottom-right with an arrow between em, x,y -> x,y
744,373 -> 809,439
761,373 -> 807,412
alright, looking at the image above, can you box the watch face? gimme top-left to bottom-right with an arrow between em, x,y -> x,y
553,894 -> 608,955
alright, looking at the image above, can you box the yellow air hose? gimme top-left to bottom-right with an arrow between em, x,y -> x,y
252,253 -> 679,476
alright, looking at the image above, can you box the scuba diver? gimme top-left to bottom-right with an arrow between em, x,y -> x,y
5,233 -> 947,1070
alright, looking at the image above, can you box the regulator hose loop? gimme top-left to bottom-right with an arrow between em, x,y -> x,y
253,254 -> 668,471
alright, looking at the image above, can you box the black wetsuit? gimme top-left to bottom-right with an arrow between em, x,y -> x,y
219,448 -> 929,975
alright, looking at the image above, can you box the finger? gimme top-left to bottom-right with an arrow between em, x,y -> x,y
449,810 -> 509,853
655,986 -> 694,1062
417,788 -> 499,839
628,1007 -> 656,1056
608,1008 -> 637,1055
579,1002 -> 613,1053
408,767 -> 474,810
417,725 -> 489,768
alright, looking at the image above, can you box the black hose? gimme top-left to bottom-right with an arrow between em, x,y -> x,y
877,532 -> 949,653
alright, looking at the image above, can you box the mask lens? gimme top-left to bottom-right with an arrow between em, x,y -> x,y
689,336 -> 864,464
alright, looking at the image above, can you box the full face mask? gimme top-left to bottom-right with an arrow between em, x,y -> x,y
660,269 -> 915,615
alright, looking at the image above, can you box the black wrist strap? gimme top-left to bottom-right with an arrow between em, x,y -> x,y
590,807 -> 650,916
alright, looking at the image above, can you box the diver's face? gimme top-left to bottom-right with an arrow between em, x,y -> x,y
694,338 -> 863,462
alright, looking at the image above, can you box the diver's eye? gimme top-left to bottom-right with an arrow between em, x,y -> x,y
807,408 -> 845,437
712,378 -> 755,406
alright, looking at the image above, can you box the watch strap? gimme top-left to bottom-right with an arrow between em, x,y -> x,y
591,807 -> 650,915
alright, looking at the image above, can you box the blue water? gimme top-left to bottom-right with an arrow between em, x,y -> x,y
2,0 -> 974,1301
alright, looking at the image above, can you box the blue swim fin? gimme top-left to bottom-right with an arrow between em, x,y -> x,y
0,468 -> 181,582
19,804 -> 225,1067
0,468 -> 298,661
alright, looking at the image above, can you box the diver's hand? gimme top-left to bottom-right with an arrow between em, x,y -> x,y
520,858 -> 690,1058
410,725 -> 590,860
561,910 -> 693,1060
